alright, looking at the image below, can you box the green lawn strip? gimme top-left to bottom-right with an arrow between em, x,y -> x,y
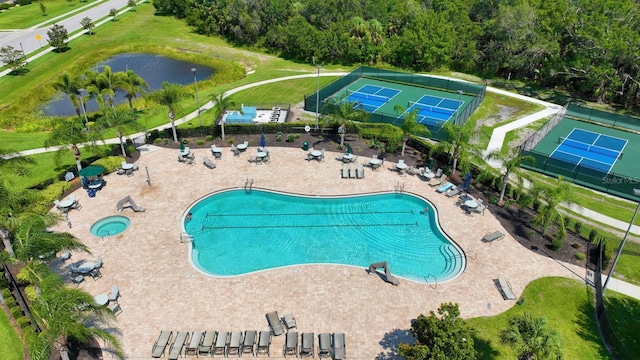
612,254 -> 640,287
0,0 -> 99,29
0,308 -> 23,360
499,117 -> 549,154
467,277 -> 610,360
604,290 -> 640,355
0,129 -> 49,151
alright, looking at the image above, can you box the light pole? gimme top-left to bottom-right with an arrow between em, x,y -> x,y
192,68 -> 202,127
603,188 -> 640,294
315,65 -> 321,130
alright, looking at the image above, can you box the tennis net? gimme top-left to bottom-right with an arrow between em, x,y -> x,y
408,101 -> 455,116
559,137 -> 620,158
346,90 -> 390,104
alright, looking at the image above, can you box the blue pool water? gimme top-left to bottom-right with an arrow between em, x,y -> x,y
185,190 -> 465,282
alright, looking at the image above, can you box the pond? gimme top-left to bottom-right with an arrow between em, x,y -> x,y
43,53 -> 214,116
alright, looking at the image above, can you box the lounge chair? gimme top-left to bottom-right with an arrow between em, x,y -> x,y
94,256 -> 103,270
108,285 -> 119,302
198,331 -> 216,356
300,332 -> 314,358
429,174 -> 447,187
474,204 -> 487,215
71,274 -> 84,286
203,156 -> 217,169
89,268 -> 102,280
266,311 -> 285,336
168,331 -> 189,360
332,333 -> 346,360
482,231 -> 505,243
257,331 -> 271,356
151,331 -> 173,358
283,331 -> 298,357
282,314 -> 297,330
341,164 -> 349,179
242,330 -> 257,356
356,163 -> 364,179
228,331 -> 243,356
108,302 -> 122,317
213,331 -> 229,357
446,185 -> 462,198
318,333 -> 331,358
436,182 -> 454,193
498,276 -> 517,300
349,164 -> 357,179
185,331 -> 204,356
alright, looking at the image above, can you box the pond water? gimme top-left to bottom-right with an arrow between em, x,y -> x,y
43,53 -> 214,116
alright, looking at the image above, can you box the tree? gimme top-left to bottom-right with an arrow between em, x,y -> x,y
115,69 -> 149,111
47,24 -> 69,52
398,302 -> 477,360
44,118 -> 104,171
500,312 -> 563,360
40,3 -> 47,16
128,0 -> 137,10
532,177 -> 574,236
322,95 -> 368,146
80,17 -> 94,35
0,46 -> 27,74
147,81 -> 193,143
429,121 -> 479,176
394,105 -> 430,156
211,92 -> 235,140
485,148 -> 535,204
109,8 -> 118,20
96,108 -> 143,157
52,73 -> 82,117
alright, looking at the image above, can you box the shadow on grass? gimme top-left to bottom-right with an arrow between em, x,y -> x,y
603,292 -> 640,356
375,328 -> 413,360
574,288 -> 613,359
473,335 -> 500,360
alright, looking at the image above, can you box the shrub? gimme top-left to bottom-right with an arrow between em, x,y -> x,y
196,140 -> 205,146
16,317 -> 30,329
181,139 -> 189,145
38,181 -> 72,205
4,295 -> 16,308
17,0 -> 33,5
1,288 -> 11,299
154,138 -> 164,144
0,4 -> 14,10
10,305 -> 23,319
125,144 -> 136,156
571,242 -> 581,249
205,135 -> 213,141
516,296 -> 526,306
575,253 -> 586,261
92,156 -> 125,173
286,134 -> 295,142
294,134 -> 301,139
574,221 -> 583,237
551,239 -> 564,251
588,228 -> 599,243
228,138 -> 235,145
276,131 -> 283,142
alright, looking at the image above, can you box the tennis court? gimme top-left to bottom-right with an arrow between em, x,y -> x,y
341,85 -> 401,112
402,94 -> 464,128
550,128 -> 627,174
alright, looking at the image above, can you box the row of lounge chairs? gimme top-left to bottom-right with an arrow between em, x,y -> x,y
284,332 -> 345,359
341,163 -> 364,179
152,330 -> 273,358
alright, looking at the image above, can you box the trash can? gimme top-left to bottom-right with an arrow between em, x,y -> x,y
302,141 -> 309,151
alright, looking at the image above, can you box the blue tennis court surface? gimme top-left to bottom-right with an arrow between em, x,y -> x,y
549,128 -> 627,173
400,94 -> 464,128
342,85 -> 401,112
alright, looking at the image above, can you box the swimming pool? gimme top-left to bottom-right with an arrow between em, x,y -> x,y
185,189 -> 465,282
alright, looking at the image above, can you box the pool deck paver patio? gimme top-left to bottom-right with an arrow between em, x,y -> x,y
51,146 -> 586,359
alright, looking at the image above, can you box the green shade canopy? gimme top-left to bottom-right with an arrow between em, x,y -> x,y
78,165 -> 105,177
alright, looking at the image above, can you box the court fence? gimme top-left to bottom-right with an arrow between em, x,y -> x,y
520,103 -> 568,151
567,103 -> 640,132
304,66 -> 487,140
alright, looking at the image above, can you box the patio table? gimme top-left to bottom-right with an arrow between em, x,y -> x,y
311,150 -> 322,158
369,158 -> 381,165
94,294 -> 109,306
179,147 -> 190,156
58,198 -> 74,208
257,151 -> 268,158
76,261 -> 96,274
121,163 -> 134,170
464,200 -> 478,209
396,162 -> 408,170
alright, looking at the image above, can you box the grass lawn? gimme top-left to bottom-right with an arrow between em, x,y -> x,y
612,254 -> 640,287
0,0 -> 99,29
467,277 -> 611,359
604,290 -> 640,356
0,308 -> 23,360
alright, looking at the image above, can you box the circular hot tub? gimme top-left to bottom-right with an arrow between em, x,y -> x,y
90,216 -> 130,237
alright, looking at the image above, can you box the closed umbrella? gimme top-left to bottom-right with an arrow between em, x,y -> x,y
179,141 -> 185,151
346,143 -> 353,155
260,132 -> 266,149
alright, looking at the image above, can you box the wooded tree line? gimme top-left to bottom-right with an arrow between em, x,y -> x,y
152,0 -> 640,112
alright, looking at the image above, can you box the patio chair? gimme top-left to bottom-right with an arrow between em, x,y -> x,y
436,182 -> 454,193
446,185 -> 462,198
231,146 -> 241,157
89,268 -> 102,280
71,274 -> 84,286
319,149 -> 325,162
203,156 -> 217,169
213,331 -> 229,357
108,286 -> 119,302
177,155 -> 187,163
168,331 -> 189,360
318,333 -> 331,358
94,257 -> 103,270
242,330 -> 257,356
482,231 -> 505,243
151,331 -> 173,358
348,164 -> 357,179
185,331 -> 204,356
341,164 -> 349,179
228,331 -> 243,356
474,204 -> 487,215
300,332 -> 314,358
356,163 -> 365,179
257,331 -> 272,356
497,276 -> 517,300
283,331 -> 298,357
266,311 -> 285,336
108,302 -> 122,317
282,314 -> 297,330
198,331 -> 217,356
332,333 -> 346,360
428,174 -> 447,187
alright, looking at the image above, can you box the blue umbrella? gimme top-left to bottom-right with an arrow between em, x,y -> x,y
463,172 -> 472,190
260,132 -> 266,149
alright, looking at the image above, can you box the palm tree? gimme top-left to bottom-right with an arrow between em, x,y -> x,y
394,105 -> 431,156
30,271 -> 123,360
500,312 -> 563,360
485,148 -> 535,204
211,92 -> 235,140
532,177 -> 574,236
52,73 -> 82,117
45,117 -> 104,171
96,66 -> 118,112
96,108 -> 143,157
115,69 -> 149,111
429,121 -> 479,175
322,95 -> 368,146
147,81 -> 193,143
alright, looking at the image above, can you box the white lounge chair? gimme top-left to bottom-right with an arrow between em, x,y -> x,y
108,285 -> 119,302
300,332 -> 314,358
498,276 -> 517,300
318,333 -> 331,358
242,330 -> 257,356
482,231 -> 505,243
282,314 -> 297,330
332,333 -> 346,360
257,331 -> 271,356
198,331 -> 216,356
168,332 -> 189,360
356,163 -> 365,179
151,331 -> 173,358
266,311 -> 285,336
283,331 -> 298,357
